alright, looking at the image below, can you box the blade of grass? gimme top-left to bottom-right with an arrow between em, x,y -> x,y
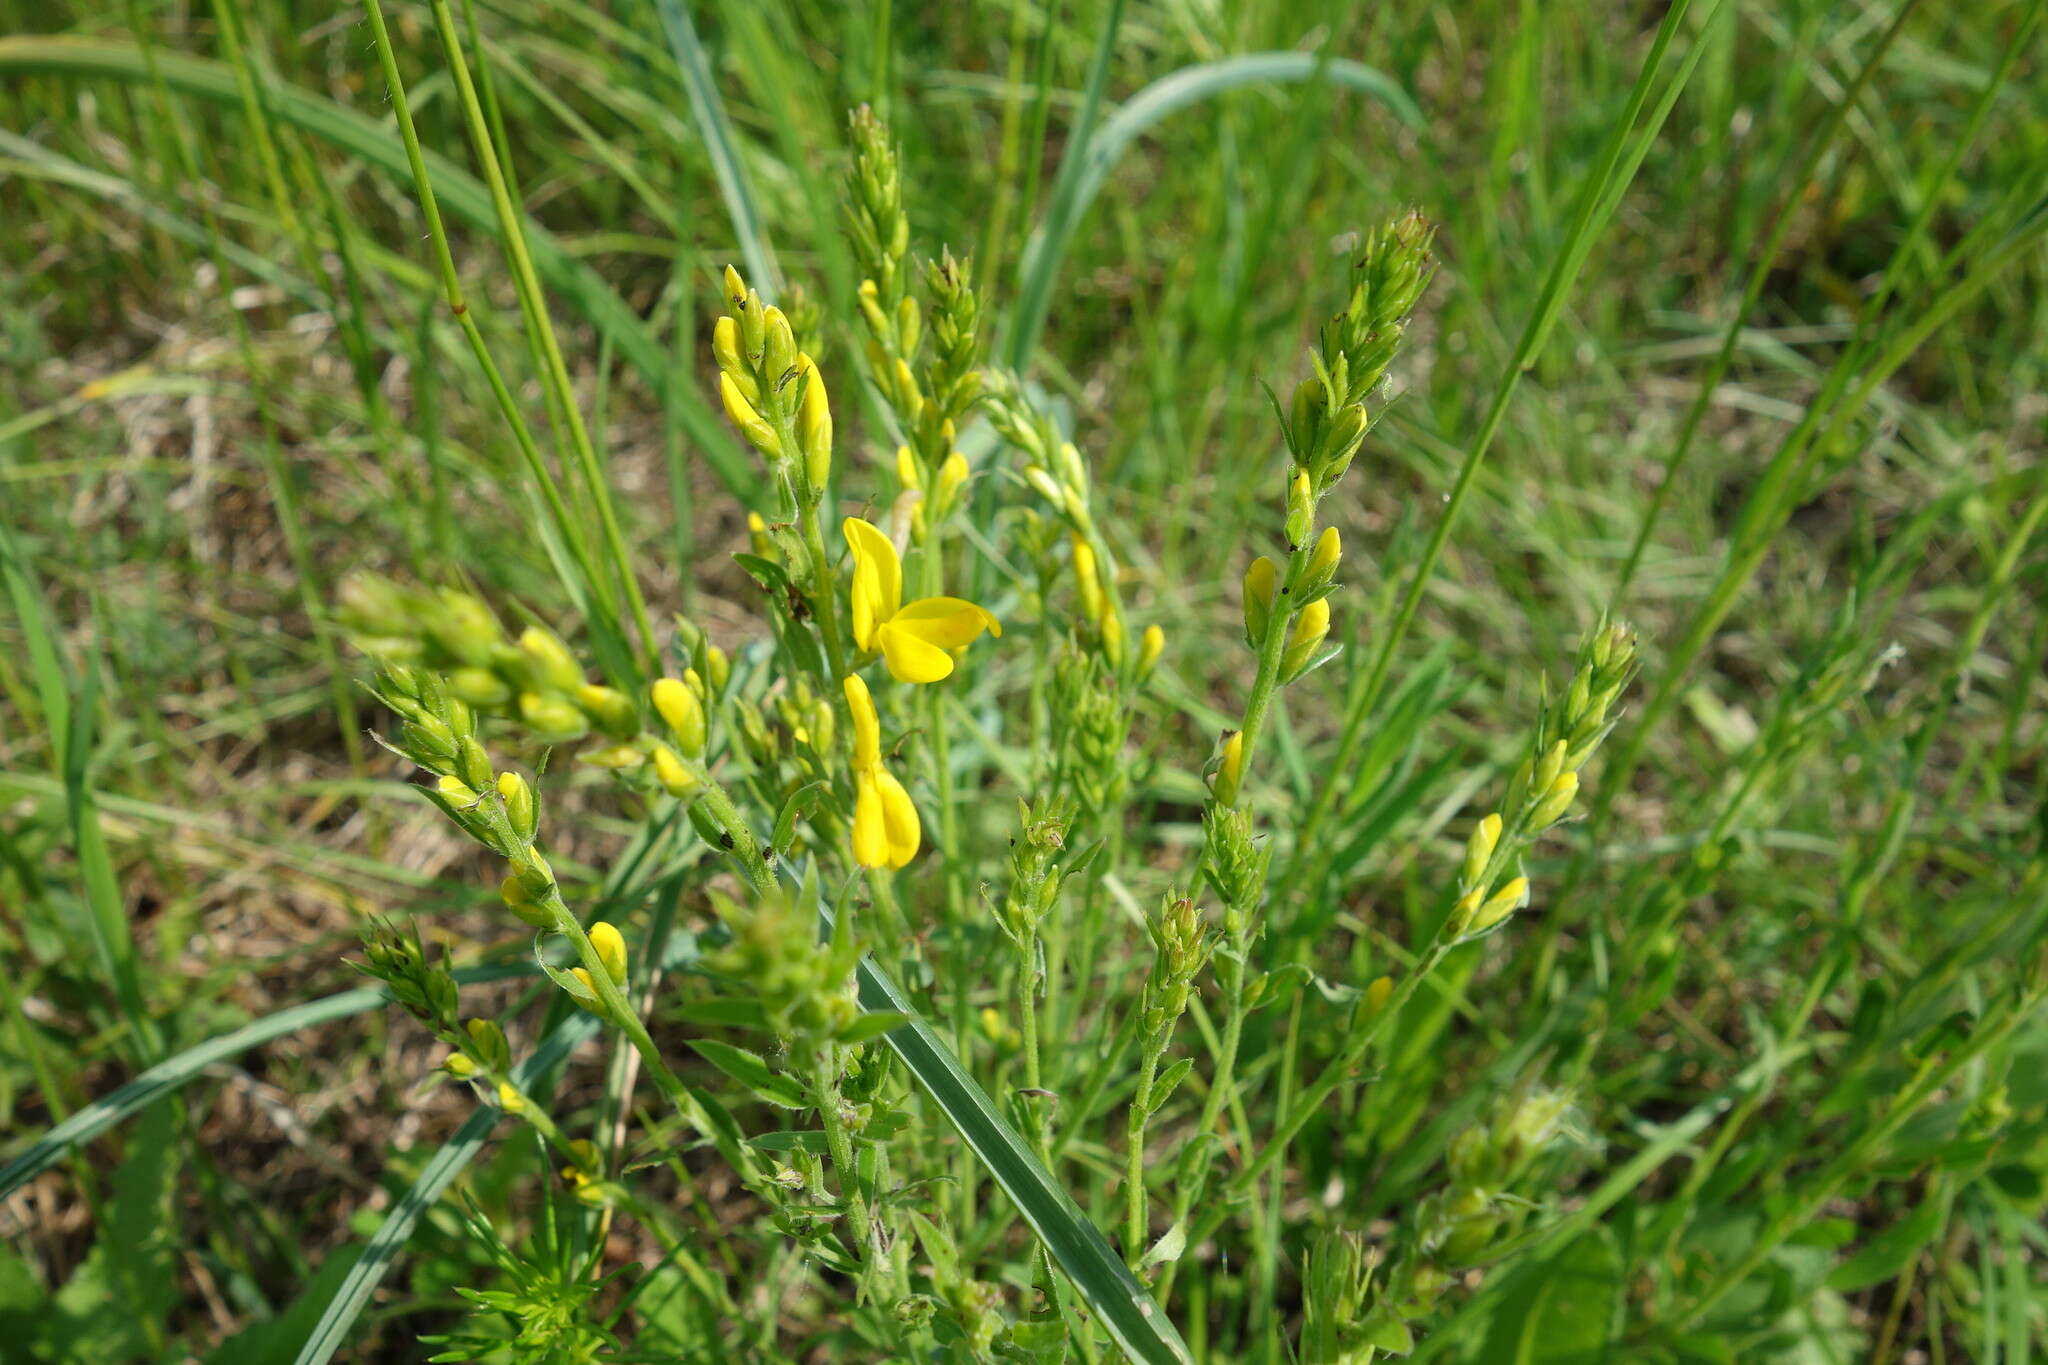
0,965 -> 537,1199
648,0 -> 778,294
818,892 -> 1193,1365
1005,50 -> 1425,371
0,519 -> 159,1061
1001,0 -> 1126,369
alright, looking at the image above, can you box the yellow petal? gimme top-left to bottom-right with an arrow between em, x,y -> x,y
843,673 -> 882,772
842,517 -> 902,627
877,619 -> 958,683
892,596 -> 1002,649
852,770 -> 890,868
874,766 -> 921,867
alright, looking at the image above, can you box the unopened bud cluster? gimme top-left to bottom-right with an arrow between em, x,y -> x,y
717,264 -> 834,503
1449,619 -> 1638,942
1289,211 -> 1435,495
338,575 -> 731,779
1349,1090 -> 1573,1348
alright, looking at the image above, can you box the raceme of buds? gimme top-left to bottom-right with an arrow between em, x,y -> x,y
1141,896 -> 1210,1037
354,918 -> 458,1032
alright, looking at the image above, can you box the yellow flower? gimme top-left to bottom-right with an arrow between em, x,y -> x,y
843,674 -> 920,869
843,517 -> 1000,684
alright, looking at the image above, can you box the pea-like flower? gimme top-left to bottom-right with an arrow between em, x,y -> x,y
843,517 -> 1000,683
844,674 -> 919,869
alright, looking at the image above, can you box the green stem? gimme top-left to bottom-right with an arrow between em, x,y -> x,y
423,0 -> 659,673
1123,1033 -> 1163,1266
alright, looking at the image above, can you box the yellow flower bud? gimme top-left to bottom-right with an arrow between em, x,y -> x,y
496,1081 -> 526,1114
1462,812 -> 1502,888
588,921 -> 628,986
518,691 -> 589,743
704,646 -> 730,694
895,444 -> 921,491
1449,887 -> 1484,937
436,774 -> 480,806
1072,536 -> 1104,625
515,626 -> 581,693
720,372 -> 780,456
447,666 -> 511,709
1212,730 -> 1246,806
1532,739 -> 1569,796
796,353 -> 831,493
1138,624 -> 1166,677
566,967 -> 606,1015
652,743 -> 697,798
651,677 -> 707,755
712,313 -> 745,378
442,1051 -> 478,1078
1529,770 -> 1580,829
936,452 -> 969,506
1281,597 -> 1331,681
575,683 -> 638,739
1362,975 -> 1394,1017
1305,526 -> 1342,589
1285,469 -> 1314,546
496,770 -> 537,840
1243,556 -> 1278,647
761,305 -> 796,380
1468,877 -> 1530,935
1099,609 -> 1125,664
747,511 -> 774,560
500,873 -> 551,927
1025,466 -> 1065,507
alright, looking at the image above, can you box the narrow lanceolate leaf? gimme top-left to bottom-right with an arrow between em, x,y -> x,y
0,966 -> 535,1200
825,899 -> 1192,1365
1006,51 -> 1424,368
647,0 -> 776,295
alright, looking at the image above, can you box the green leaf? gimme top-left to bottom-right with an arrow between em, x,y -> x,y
1149,1057 -> 1194,1116
772,780 -> 826,854
751,1130 -> 831,1154
1827,1197 -> 1945,1292
1481,1226 -> 1624,1364
690,1038 -> 807,1108
1140,1222 -> 1186,1271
